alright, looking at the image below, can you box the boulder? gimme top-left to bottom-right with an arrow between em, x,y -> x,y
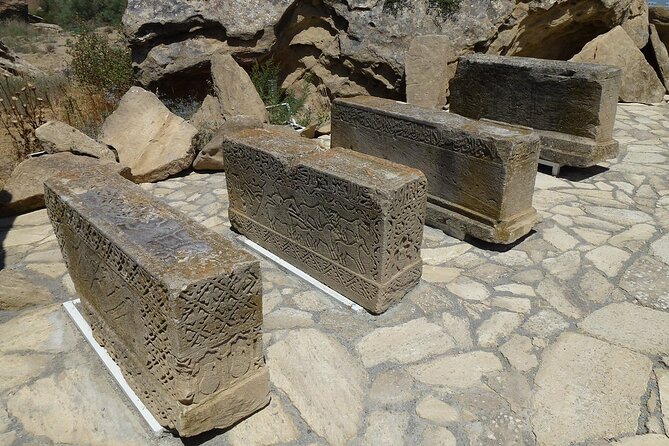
0,39 -> 39,77
211,54 -> 268,123
650,5 -> 669,48
648,24 -> 669,91
0,0 -> 28,21
100,87 -> 198,183
0,153 -> 130,217
124,0 -> 643,101
620,0 -> 649,48
571,26 -> 665,104
35,121 -> 116,161
190,95 -> 226,135
192,115 -> 263,171
405,35 -> 456,109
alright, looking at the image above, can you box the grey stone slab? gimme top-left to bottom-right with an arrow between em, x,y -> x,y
331,96 -> 540,244
223,128 -> 427,314
44,168 -> 269,437
449,54 -> 622,167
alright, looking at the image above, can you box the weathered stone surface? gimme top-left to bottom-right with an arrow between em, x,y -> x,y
226,398 -> 299,446
408,351 -> 503,389
620,256 -> 669,311
331,96 -> 540,244
450,54 -> 622,167
356,318 -> 455,367
579,302 -> 669,355
651,5 -> 669,48
0,153 -> 129,217
35,121 -> 116,161
0,0 -> 27,21
267,329 -> 366,446
615,435 -> 669,446
211,53 -> 268,123
405,35 -> 456,109
649,25 -> 669,91
621,0 -> 649,49
192,115 -> 263,171
100,87 -> 197,183
224,127 -> 427,314
44,169 -> 269,436
571,26 -> 665,104
189,95 -> 226,135
532,333 -> 652,446
0,269 -> 52,310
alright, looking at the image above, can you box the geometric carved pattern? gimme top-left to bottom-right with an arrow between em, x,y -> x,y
223,128 -> 427,314
44,168 -> 269,437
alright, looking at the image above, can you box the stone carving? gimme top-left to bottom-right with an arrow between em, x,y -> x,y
449,54 -> 623,167
44,168 -> 269,437
223,128 -> 427,314
331,96 -> 540,245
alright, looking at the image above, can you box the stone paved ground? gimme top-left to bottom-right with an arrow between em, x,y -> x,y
1,103 -> 669,446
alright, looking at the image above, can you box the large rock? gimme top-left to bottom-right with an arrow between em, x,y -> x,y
0,153 -> 129,217
35,121 -> 116,161
124,0 -> 643,101
189,94 -> 226,135
531,333 -> 652,446
192,115 -> 263,171
0,0 -> 28,21
650,5 -> 669,49
100,87 -> 198,183
211,53 -> 268,123
620,0 -> 649,48
648,24 -> 669,91
405,35 -> 456,109
0,39 -> 39,77
571,26 -> 665,104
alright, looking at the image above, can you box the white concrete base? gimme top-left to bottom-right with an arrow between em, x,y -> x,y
539,159 -> 563,177
62,299 -> 165,435
241,238 -> 364,313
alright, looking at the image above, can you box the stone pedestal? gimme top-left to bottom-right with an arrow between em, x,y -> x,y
449,54 -> 622,167
223,128 -> 427,314
44,168 -> 269,437
331,96 -> 540,245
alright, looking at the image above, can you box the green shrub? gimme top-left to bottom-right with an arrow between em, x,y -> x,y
67,29 -> 133,96
39,0 -> 127,29
250,60 -> 306,126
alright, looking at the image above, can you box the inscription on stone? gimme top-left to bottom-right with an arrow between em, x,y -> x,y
223,128 -> 427,314
44,168 -> 269,437
331,96 -> 541,245
449,54 -> 622,167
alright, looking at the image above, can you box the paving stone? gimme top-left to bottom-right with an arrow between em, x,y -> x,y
543,225 -> 578,251
369,370 -> 415,405
1,224 -> 53,248
421,244 -> 471,265
614,435 -> 669,445
408,351 -> 503,389
652,234 -> 669,265
420,426 -> 457,446
522,310 -> 570,339
620,256 -> 669,311
491,297 -> 532,314
226,398 -> 299,446
0,305 -> 76,354
579,302 -> 669,355
441,313 -> 474,349
0,353 -> 52,392
360,410 -> 409,446
291,290 -> 334,312
500,334 -> 538,372
267,329 -> 367,445
6,366 -> 152,446
586,245 -> 631,277
422,266 -> 461,284
416,396 -> 460,425
537,279 -> 583,319
446,277 -> 489,301
24,262 -> 67,279
532,333 -> 652,446
493,284 -> 535,297
263,308 -> 314,330
0,270 -> 52,310
476,312 -> 523,348
356,318 -> 455,367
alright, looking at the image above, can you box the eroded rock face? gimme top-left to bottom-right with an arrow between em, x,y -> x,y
123,0 -> 642,100
571,26 -> 666,104
0,0 -> 28,21
211,54 -> 268,123
35,121 -> 116,161
100,87 -> 198,183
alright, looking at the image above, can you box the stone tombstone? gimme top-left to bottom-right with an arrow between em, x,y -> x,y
449,54 -> 623,167
223,128 -> 427,314
331,96 -> 540,245
44,168 -> 269,437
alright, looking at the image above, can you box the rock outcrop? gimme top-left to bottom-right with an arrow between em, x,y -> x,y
211,54 -> 268,123
648,24 -> 669,91
123,0 -> 645,101
0,0 -> 28,22
0,39 -> 38,77
571,26 -> 665,104
650,5 -> 669,49
100,87 -> 198,183
35,121 -> 116,162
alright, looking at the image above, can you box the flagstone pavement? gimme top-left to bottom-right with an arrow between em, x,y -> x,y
1,102 -> 669,446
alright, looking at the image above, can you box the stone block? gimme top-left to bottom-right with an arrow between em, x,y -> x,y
449,54 -> 622,167
44,168 -> 269,437
223,128 -> 427,314
331,96 -> 540,245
